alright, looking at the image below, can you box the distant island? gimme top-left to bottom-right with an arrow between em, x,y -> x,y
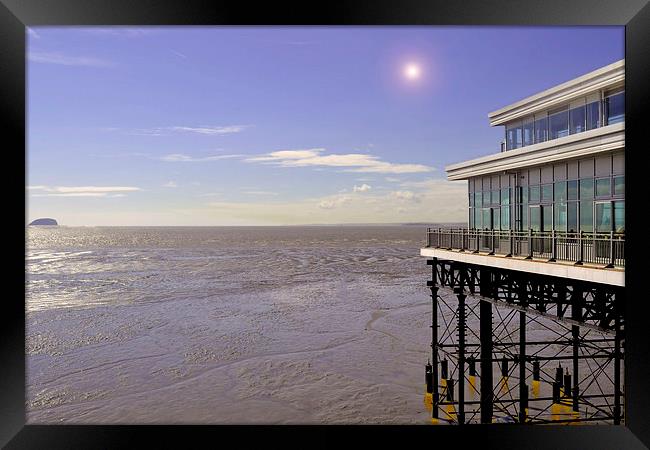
29,218 -> 58,226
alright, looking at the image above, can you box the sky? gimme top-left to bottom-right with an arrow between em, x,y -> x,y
27,26 -> 624,226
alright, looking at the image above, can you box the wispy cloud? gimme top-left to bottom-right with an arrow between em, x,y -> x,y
196,178 -> 467,224
171,50 -> 187,59
318,194 -> 352,210
242,190 -> 278,196
163,181 -> 178,188
124,125 -> 250,137
82,28 -> 156,38
27,28 -> 40,39
353,184 -> 372,192
390,190 -> 419,202
160,153 -> 243,162
28,51 -> 115,68
245,148 -> 433,174
28,185 -> 140,197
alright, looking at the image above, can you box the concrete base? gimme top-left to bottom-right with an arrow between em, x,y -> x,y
420,247 -> 624,287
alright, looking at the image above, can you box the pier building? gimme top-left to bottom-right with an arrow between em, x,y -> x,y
423,60 -> 625,425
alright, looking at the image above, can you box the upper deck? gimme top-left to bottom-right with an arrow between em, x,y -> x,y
421,227 -> 624,286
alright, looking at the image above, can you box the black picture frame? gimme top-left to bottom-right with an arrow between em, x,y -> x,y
3,0 -> 649,448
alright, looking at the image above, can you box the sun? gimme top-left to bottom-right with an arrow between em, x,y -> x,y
404,63 -> 421,80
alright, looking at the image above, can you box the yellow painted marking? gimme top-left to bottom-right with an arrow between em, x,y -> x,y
531,380 -> 540,398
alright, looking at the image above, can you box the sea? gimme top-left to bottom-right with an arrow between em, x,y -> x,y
26,225 -> 446,424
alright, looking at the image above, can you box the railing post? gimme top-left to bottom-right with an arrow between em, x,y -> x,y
550,229 -> 556,262
527,229 -> 532,259
508,229 -> 513,257
576,230 -> 583,265
489,228 -> 495,255
607,231 -> 615,268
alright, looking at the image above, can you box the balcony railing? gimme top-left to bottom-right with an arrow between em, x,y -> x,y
425,228 -> 625,268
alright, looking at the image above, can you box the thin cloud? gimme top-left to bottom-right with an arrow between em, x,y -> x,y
245,148 -> 433,174
28,185 -> 140,197
160,153 -> 243,162
27,28 -> 40,39
353,184 -> 372,192
318,195 -> 352,210
163,181 -> 178,188
171,50 -> 187,59
124,125 -> 250,137
82,28 -> 156,38
242,191 -> 278,196
28,51 -> 115,68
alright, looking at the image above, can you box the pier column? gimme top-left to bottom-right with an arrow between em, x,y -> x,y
519,275 -> 527,424
480,298 -> 493,423
456,289 -> 466,425
571,284 -> 583,413
428,258 -> 439,420
614,290 -> 622,424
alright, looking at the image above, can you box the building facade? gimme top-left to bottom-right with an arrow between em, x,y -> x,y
449,60 -> 624,237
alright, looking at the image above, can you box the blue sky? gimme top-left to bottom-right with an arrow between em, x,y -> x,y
27,26 -> 624,226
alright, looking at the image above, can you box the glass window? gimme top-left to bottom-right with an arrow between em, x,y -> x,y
469,208 -> 474,229
523,118 -> 534,147
534,115 -> 548,144
586,100 -> 600,130
614,176 -> 624,196
567,180 -> 578,201
595,177 -> 611,198
475,192 -> 482,208
569,104 -> 586,134
491,190 -> 499,205
549,108 -> 569,139
542,205 -> 553,231
567,202 -> 578,233
579,178 -> 594,199
482,208 -> 492,230
580,200 -> 593,232
521,205 -> 528,230
506,122 -> 523,150
529,185 -> 540,204
605,91 -> 624,125
521,186 -> 528,204
595,202 -> 612,233
541,184 -> 553,203
493,208 -> 500,230
501,188 -> 510,205
530,206 -> 541,232
554,181 -> 567,203
469,193 -> 473,207
501,206 -> 510,230
614,201 -> 625,233
474,208 -> 481,229
555,202 -> 567,231
483,191 -> 490,205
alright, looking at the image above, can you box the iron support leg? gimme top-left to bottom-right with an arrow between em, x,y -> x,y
571,284 -> 582,413
457,291 -> 466,425
519,309 -> 527,423
480,298 -> 493,423
614,307 -> 621,424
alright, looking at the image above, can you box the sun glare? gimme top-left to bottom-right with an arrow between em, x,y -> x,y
404,63 -> 421,80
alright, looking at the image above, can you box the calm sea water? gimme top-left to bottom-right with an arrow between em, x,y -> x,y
27,225 -> 434,312
26,225 -> 448,424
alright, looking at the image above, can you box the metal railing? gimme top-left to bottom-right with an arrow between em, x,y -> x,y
425,228 -> 625,268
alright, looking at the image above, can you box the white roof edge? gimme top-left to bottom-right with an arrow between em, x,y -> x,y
487,59 -> 625,126
445,123 -> 624,180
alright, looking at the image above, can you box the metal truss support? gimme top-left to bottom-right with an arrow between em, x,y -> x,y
425,257 -> 625,426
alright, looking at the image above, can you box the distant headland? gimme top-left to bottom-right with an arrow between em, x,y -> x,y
29,218 -> 58,226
